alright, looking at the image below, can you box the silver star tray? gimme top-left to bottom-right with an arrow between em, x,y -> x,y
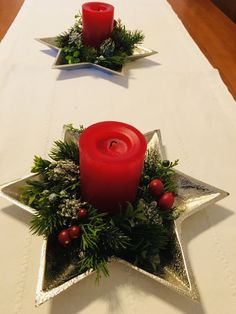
0,128 -> 229,306
36,37 -> 157,75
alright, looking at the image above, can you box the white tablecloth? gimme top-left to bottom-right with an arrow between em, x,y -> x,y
0,1 -> 236,313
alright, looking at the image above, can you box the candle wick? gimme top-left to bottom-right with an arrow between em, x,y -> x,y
109,140 -> 118,148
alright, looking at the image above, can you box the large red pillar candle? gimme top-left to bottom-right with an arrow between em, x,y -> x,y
82,2 -> 114,48
79,121 -> 147,213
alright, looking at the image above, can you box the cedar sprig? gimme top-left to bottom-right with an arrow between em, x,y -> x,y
126,223 -> 169,273
112,200 -> 147,232
112,199 -> 170,273
62,45 -> 81,64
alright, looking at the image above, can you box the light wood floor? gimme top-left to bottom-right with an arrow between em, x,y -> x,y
168,0 -> 236,100
0,0 -> 236,99
0,0 -> 24,39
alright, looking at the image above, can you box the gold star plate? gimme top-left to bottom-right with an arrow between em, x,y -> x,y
36,37 -> 157,75
0,128 -> 228,306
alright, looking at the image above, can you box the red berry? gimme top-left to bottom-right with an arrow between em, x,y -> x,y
68,225 -> 81,239
158,192 -> 175,211
58,229 -> 71,247
148,179 -> 164,197
78,208 -> 88,219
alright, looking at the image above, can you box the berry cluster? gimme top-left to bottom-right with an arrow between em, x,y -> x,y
148,178 -> 175,211
57,208 -> 88,246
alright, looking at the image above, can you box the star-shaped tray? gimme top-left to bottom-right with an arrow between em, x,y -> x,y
36,37 -> 157,75
0,128 -> 228,306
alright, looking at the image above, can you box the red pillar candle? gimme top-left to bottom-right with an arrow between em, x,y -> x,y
82,2 -> 114,48
79,121 -> 147,213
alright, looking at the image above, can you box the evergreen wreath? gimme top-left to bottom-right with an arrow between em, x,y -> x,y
55,14 -> 145,71
20,124 -> 179,284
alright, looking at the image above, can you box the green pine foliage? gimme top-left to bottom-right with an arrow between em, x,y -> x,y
20,179 -> 50,207
49,140 -> 79,163
78,251 -> 109,283
112,19 -> 144,55
128,223 -> 169,273
20,125 -> 179,282
30,206 -> 64,237
99,224 -> 131,254
31,156 -> 51,174
79,206 -> 107,251
112,200 -> 147,231
95,52 -> 127,71
55,14 -> 144,70
20,139 -> 81,237
55,31 -> 71,48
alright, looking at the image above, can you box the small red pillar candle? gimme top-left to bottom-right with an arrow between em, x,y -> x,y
79,121 -> 147,213
82,2 -> 114,48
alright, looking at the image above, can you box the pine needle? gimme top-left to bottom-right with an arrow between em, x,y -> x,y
49,140 -> 79,163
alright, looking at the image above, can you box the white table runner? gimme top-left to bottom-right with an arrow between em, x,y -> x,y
0,1 -> 236,313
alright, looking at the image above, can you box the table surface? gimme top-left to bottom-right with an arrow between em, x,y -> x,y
0,1 -> 236,314
1,0 -> 236,100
